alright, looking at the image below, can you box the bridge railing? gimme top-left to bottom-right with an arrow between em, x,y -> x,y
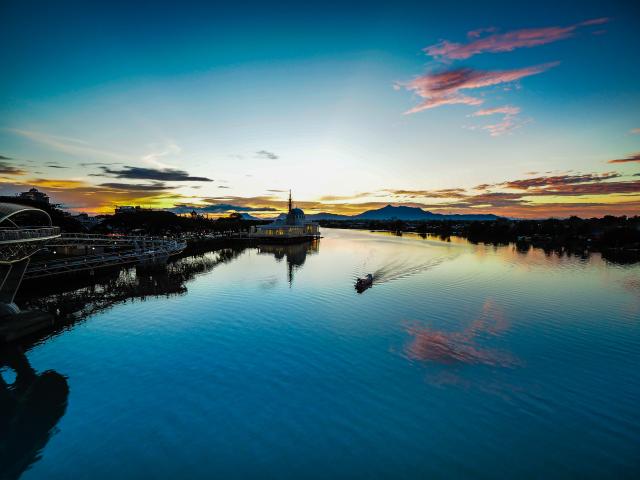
0,227 -> 61,243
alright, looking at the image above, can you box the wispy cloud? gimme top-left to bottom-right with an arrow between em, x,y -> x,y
80,162 -> 123,167
255,150 -> 279,160
424,18 -> 609,60
318,192 -> 372,201
92,165 -> 213,182
8,128 -> 128,161
141,142 -> 181,169
172,202 -> 277,213
468,108 -> 527,136
0,160 -> 26,175
98,182 -> 174,191
608,152 -> 640,164
495,172 -> 620,189
471,106 -> 521,116
480,116 -> 527,137
402,63 -> 558,114
631,128 -> 640,135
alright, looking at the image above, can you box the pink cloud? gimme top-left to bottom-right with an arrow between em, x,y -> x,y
471,106 -> 521,116
481,116 -> 528,137
404,299 -> 515,366
403,63 -> 557,114
631,128 -> 640,135
425,18 -> 609,60
608,152 -> 640,164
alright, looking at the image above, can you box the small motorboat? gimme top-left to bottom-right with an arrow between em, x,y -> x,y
355,274 -> 373,292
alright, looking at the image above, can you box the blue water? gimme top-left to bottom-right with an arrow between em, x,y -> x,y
2,229 -> 640,478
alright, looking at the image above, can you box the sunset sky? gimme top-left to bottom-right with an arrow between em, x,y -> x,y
1,0 -> 639,218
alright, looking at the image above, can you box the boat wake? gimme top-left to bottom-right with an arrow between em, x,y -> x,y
355,255 -> 457,287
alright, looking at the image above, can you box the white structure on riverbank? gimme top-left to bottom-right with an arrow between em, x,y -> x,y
252,191 -> 320,239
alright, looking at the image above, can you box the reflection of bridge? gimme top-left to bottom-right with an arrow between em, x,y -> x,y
0,203 -> 185,319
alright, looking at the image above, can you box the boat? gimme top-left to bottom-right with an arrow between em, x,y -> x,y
355,274 -> 373,292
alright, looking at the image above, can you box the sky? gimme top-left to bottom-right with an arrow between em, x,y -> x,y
1,0 -> 639,218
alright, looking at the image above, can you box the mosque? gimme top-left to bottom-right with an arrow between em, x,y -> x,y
251,191 -> 320,240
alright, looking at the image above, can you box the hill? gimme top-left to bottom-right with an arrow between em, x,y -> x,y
351,205 -> 499,221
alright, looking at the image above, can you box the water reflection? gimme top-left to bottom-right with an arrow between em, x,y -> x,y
404,299 -> 515,367
0,241 -> 320,477
257,240 -> 319,285
0,347 -> 69,480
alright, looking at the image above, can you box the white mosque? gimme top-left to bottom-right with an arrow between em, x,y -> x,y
251,191 -> 320,240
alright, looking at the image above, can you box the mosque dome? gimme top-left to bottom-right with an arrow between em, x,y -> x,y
287,207 -> 305,225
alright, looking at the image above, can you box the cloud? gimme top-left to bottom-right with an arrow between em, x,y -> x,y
172,203 -> 277,213
402,63 -> 558,114
45,163 -> 69,169
468,106 -> 525,136
386,188 -> 467,199
0,155 -> 12,160
80,162 -> 122,167
471,106 -> 521,116
631,128 -> 640,135
141,142 -> 181,169
496,172 -> 620,190
8,128 -> 128,161
0,177 -> 188,213
528,180 -> 640,196
608,152 -> 640,164
480,115 -> 528,137
424,18 -> 609,60
93,165 -> 213,182
0,161 -> 26,175
318,192 -> 372,201
377,171 -> 640,217
98,182 -> 174,191
255,150 -> 279,160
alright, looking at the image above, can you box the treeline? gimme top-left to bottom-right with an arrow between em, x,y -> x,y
93,211 -> 266,235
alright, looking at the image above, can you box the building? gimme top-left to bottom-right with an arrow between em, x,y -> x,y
252,191 -> 320,239
72,212 -> 102,230
115,205 -> 141,214
18,188 -> 50,205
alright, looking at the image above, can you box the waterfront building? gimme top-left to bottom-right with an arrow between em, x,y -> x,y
115,205 -> 141,214
18,187 -> 49,205
72,213 -> 102,230
252,191 -> 320,239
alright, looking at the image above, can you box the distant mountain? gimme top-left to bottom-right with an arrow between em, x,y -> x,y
351,204 -> 499,221
305,212 -> 351,221
239,212 -> 261,220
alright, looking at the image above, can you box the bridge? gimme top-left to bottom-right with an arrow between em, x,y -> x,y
0,202 -> 185,318
0,203 -> 60,315
26,234 -> 186,279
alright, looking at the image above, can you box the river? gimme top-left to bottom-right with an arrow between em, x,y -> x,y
2,228 -> 639,478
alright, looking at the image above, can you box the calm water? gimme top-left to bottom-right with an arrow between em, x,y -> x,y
2,228 -> 639,479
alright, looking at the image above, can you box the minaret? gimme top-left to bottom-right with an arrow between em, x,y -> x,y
288,190 -> 292,214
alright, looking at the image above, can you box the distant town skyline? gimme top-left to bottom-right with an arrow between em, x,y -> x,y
1,0 -> 639,218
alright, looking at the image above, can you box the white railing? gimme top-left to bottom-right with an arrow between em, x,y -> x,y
0,227 -> 61,243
